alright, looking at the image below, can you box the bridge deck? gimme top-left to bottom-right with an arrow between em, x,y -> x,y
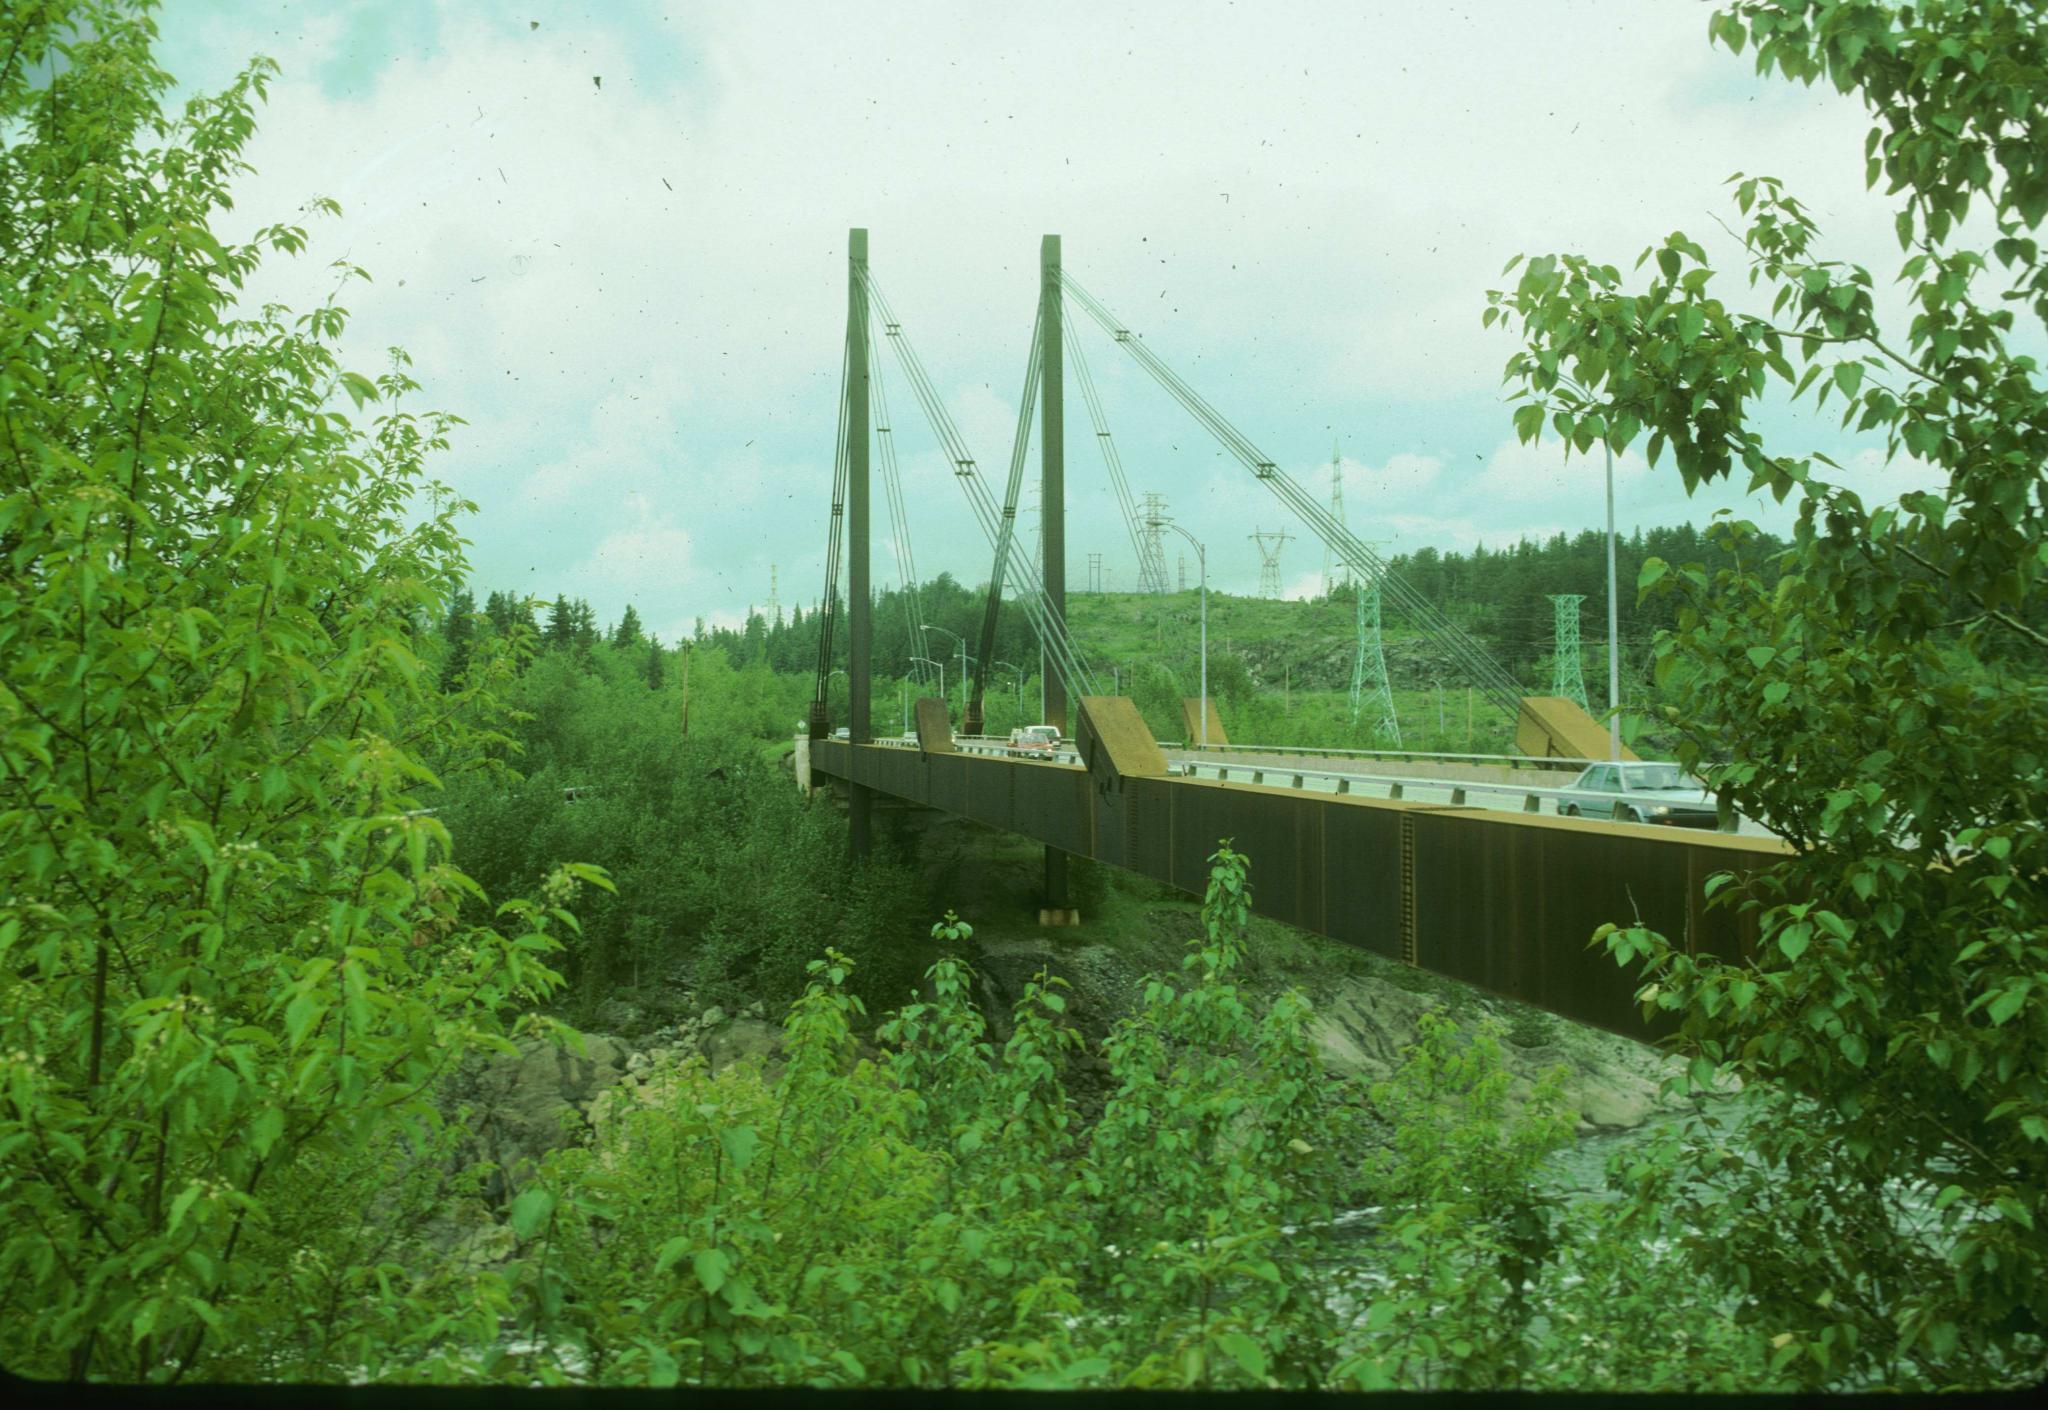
811,739 -> 1791,1044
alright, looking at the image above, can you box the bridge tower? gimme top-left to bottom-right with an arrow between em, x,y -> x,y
847,229 -> 874,856
1039,233 -> 1076,920
1249,526 -> 1293,598
1547,593 -> 1590,709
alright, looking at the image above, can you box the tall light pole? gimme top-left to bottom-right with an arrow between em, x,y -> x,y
1604,440 -> 1621,761
920,625 -> 970,718
994,659 -> 1025,721
1150,518 -> 1208,748
911,655 -> 944,710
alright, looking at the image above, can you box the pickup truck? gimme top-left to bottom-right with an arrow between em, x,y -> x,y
1006,724 -> 1061,756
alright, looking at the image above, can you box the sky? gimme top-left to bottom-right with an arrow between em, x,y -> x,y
154,0 -> 1961,642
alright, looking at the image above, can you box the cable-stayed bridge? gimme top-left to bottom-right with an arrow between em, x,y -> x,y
803,229 -> 1783,1043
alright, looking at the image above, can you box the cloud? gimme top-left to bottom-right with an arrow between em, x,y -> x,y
150,0 -> 1976,634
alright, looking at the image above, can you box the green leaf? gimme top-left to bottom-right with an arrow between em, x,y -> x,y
1762,681 -> 1790,706
719,1124 -> 760,1172
693,1247 -> 729,1295
1832,361 -> 1864,397
1746,646 -> 1777,668
1218,1330 -> 1268,1379
509,1187 -> 556,1240
1677,304 -> 1706,344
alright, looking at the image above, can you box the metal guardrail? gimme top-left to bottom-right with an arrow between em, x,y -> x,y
1171,757 -> 1741,832
851,735 -> 1738,833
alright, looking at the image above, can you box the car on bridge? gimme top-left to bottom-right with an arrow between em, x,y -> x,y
1557,761 -> 1719,828
1007,724 -> 1061,756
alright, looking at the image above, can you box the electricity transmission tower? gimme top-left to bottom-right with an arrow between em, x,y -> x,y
1249,526 -> 1293,598
1547,594 -> 1589,708
1139,492 -> 1169,592
1322,440 -> 1345,598
1349,552 -> 1400,745
768,563 -> 780,625
1086,552 -> 1103,592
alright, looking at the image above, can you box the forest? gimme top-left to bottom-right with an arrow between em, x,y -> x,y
3,0 -> 2044,1393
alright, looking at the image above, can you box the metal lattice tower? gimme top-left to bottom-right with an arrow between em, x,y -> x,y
1548,594 -> 1589,709
1139,492 -> 1169,591
1087,551 -> 1103,592
1349,553 -> 1400,745
1249,526 -> 1293,598
1322,440 -> 1346,597
768,563 -> 780,624
1178,553 -> 1187,591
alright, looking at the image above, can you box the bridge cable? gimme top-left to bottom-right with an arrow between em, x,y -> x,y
867,317 -> 937,694
1064,316 -> 1170,594
861,268 -> 1103,706
1061,272 -> 1527,723
812,332 -> 853,709
965,302 -> 1046,725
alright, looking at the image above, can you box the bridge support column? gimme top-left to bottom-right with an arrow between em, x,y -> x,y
1039,847 -> 1079,927
848,226 -> 873,859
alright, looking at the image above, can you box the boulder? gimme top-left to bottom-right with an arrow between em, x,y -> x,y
443,1030 -> 631,1196
703,1017 -> 783,1074
701,1004 -> 728,1028
591,997 -> 647,1037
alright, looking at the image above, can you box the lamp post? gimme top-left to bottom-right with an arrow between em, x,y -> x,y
993,659 -> 1025,723
921,625 -> 970,718
911,655 -> 943,711
1149,518 -> 1208,748
1604,441 -> 1621,761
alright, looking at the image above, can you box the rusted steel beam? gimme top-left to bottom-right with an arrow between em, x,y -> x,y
811,740 -> 1791,1044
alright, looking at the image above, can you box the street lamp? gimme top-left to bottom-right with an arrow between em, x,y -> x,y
993,659 -> 1025,722
1604,440 -> 1621,762
920,625 -> 971,717
1148,517 -> 1208,749
911,655 -> 944,709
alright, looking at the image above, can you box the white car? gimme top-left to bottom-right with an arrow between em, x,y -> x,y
1558,762 -> 1719,828
1007,724 -> 1061,756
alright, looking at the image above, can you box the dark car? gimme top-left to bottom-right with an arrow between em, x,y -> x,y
1558,761 -> 1720,828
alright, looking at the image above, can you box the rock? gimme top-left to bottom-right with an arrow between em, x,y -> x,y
449,1219 -> 519,1271
745,1001 -> 766,1020
442,1030 -> 631,1194
591,997 -> 646,1037
701,1004 -> 728,1028
704,1017 -> 783,1074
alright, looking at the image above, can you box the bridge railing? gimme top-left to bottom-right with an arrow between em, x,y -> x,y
958,734 -> 1594,772
1170,758 -> 1743,832
840,735 -> 1741,833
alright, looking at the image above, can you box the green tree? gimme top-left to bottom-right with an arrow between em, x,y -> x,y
439,587 -> 477,691
0,3 -> 594,1380
612,603 -> 643,650
644,632 -> 665,690
1487,0 -> 2048,1388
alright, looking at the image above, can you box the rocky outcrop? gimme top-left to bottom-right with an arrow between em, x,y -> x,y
965,921 -> 1682,1136
439,1001 -> 791,1215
